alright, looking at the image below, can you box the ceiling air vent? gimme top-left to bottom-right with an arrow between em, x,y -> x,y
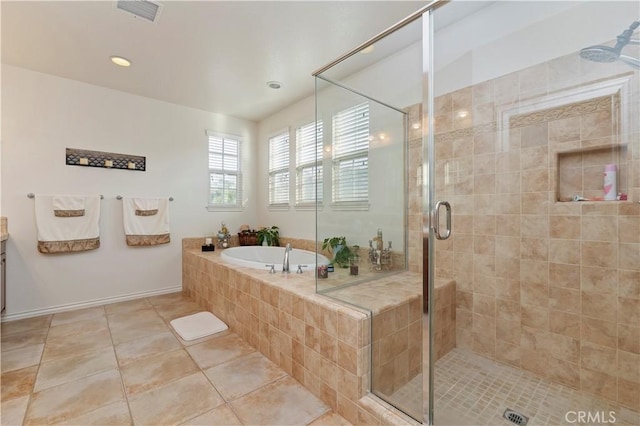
116,0 -> 162,23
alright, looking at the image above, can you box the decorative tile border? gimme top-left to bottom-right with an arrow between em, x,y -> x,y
434,122 -> 497,143
509,95 -> 613,129
66,148 -> 146,171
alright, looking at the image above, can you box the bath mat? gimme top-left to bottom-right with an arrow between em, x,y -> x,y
170,311 -> 228,341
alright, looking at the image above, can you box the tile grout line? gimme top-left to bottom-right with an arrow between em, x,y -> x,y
20,313 -> 54,424
103,303 -> 136,426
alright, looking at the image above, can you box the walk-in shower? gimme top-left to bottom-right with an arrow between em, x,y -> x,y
314,1 -> 640,424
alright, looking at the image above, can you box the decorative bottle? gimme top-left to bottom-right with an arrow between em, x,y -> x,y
603,164 -> 617,201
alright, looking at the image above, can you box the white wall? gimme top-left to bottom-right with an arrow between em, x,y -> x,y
1,65 -> 257,318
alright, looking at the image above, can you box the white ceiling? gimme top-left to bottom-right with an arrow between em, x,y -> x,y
2,1 -> 432,122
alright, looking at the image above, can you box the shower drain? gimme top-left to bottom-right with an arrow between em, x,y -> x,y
503,408 -> 529,426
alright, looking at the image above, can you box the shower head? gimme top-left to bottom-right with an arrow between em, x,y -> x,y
579,45 -> 620,63
579,20 -> 640,69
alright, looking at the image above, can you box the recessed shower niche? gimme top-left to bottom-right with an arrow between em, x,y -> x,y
557,144 -> 628,201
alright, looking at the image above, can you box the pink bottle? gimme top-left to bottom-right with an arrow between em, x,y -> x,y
603,164 -> 617,201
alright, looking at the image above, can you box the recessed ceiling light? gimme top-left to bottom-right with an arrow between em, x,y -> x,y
110,56 -> 132,67
266,81 -> 282,89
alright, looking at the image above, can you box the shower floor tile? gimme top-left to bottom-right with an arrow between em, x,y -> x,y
0,292 -> 351,426
383,344 -> 640,426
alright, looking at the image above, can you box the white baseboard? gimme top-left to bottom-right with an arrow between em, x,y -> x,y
1,286 -> 183,322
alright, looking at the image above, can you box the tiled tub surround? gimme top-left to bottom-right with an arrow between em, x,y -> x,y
182,239 -> 421,425
417,49 -> 640,412
326,278 -> 455,420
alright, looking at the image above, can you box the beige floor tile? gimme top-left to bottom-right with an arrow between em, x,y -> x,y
308,411 -> 353,425
129,372 -> 224,425
34,347 -> 118,392
41,328 -> 113,363
181,404 -> 243,425
109,317 -> 170,345
24,369 -> 124,426
1,366 -> 38,402
154,301 -> 203,321
107,308 -> 163,328
104,298 -> 152,316
0,395 -> 30,425
230,376 -> 330,426
1,328 -> 48,352
121,348 -> 199,397
51,306 -> 105,327
1,315 -> 52,337
1,343 -> 44,373
58,401 -> 132,425
146,292 -> 189,307
434,410 -> 480,426
204,351 -> 286,400
47,316 -> 109,339
115,331 -> 181,366
186,333 -> 255,369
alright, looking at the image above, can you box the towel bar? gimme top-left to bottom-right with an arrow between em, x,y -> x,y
116,195 -> 174,201
27,193 -> 104,199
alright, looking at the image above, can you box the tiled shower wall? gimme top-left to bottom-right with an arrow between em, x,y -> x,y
412,50 -> 639,411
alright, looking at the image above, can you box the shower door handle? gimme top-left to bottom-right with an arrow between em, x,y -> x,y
432,200 -> 451,240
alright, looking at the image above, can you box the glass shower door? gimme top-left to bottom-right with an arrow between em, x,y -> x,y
428,1 -> 640,425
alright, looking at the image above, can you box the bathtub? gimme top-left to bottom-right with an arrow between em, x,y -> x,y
220,246 -> 330,272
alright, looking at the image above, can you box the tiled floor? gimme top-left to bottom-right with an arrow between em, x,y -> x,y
0,293 -> 351,425
431,348 -> 640,426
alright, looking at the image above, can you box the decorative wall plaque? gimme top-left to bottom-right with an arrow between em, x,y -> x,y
66,148 -> 146,171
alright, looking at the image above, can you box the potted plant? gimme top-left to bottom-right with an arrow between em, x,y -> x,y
257,226 -> 280,246
322,236 -> 352,268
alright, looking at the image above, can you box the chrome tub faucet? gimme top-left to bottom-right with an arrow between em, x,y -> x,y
282,243 -> 292,273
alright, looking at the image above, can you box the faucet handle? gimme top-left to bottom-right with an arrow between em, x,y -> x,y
265,264 -> 276,274
296,264 -> 308,274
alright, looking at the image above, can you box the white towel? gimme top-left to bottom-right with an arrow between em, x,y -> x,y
35,195 -> 100,242
123,197 -> 169,237
51,195 -> 85,212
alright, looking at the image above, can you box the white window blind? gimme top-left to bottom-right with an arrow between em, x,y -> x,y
208,132 -> 242,208
332,102 -> 369,203
296,121 -> 323,204
268,131 -> 290,205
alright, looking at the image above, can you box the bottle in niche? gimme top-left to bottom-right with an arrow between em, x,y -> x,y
603,164 -> 617,201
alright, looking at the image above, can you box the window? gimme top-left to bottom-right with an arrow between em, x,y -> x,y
332,102 -> 369,204
296,121 -> 323,205
268,131 -> 290,206
207,131 -> 242,209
